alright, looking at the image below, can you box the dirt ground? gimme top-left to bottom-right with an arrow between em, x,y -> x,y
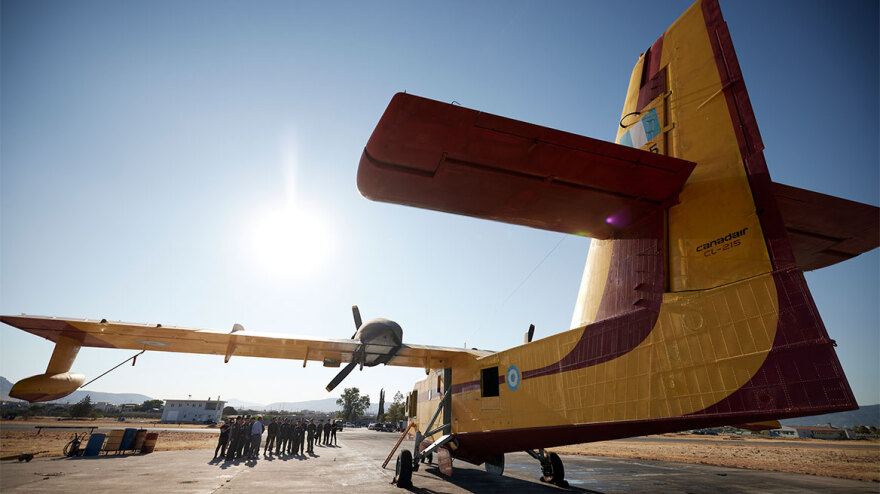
0,418 -> 216,461
2,419 -> 877,483
551,433 -> 880,483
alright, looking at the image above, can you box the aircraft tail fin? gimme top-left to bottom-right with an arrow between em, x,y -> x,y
572,0 -> 878,325
572,0 -> 863,425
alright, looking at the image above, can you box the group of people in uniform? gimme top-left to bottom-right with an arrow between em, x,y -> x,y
214,415 -> 340,461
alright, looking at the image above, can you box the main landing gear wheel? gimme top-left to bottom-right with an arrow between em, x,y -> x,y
394,450 -> 413,489
540,452 -> 567,488
484,454 -> 505,476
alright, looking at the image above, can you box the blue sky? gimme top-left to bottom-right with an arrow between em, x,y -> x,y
2,0 -> 877,408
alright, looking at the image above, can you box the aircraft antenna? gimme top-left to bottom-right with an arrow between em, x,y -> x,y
525,324 -> 535,343
501,235 -> 566,306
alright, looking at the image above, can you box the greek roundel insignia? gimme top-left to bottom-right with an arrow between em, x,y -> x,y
506,365 -> 520,391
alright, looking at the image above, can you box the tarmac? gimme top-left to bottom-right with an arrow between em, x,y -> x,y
1,429 -> 875,493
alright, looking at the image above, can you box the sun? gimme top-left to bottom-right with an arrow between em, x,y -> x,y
249,204 -> 332,280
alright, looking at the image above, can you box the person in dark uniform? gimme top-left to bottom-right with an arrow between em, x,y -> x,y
225,417 -> 241,461
330,420 -> 338,446
291,419 -> 302,455
322,420 -> 331,445
300,419 -> 308,455
287,419 -> 297,454
237,416 -> 251,458
306,419 -> 316,453
264,417 -> 278,455
287,419 -> 303,455
239,417 -> 248,458
288,418 -> 296,453
290,419 -> 305,455
215,419 -> 231,459
277,418 -> 289,455
287,419 -> 296,455
316,419 -> 324,446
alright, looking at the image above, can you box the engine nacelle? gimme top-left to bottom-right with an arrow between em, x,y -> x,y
354,318 -> 403,366
10,372 -> 85,403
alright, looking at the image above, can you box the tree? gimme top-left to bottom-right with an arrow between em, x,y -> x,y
336,387 -> 370,423
223,406 -> 237,417
386,391 -> 406,424
135,399 -> 164,412
69,395 -> 94,418
377,389 -> 385,422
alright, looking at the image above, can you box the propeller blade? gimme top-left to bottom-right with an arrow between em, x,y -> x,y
326,360 -> 358,392
351,305 -> 362,339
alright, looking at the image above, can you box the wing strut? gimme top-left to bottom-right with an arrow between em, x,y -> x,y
80,350 -> 145,389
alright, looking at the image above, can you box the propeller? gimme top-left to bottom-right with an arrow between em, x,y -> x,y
326,359 -> 359,392
327,306 -> 366,392
351,305 -> 362,339
325,306 -> 403,392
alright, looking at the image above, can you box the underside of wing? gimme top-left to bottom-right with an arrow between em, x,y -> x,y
357,93 -> 696,239
1,314 -> 488,371
773,182 -> 880,271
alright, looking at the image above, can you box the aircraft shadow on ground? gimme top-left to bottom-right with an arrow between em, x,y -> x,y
411,465 -> 602,494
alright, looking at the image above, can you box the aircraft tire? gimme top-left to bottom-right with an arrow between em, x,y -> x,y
395,450 -> 413,489
484,454 -> 505,475
548,452 -> 567,487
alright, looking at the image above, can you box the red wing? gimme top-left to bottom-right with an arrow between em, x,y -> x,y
357,93 -> 695,239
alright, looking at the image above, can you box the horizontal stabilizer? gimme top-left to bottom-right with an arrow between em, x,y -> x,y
773,182 -> 879,271
358,93 -> 695,239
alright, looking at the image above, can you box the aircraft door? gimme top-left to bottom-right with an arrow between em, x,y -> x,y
442,367 -> 452,435
480,366 -> 501,410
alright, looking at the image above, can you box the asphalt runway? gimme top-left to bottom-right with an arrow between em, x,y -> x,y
1,429 -> 874,493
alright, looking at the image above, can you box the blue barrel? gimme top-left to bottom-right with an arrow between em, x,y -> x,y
84,433 -> 105,456
120,428 -> 138,451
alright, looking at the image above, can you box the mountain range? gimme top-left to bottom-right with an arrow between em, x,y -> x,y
779,404 -> 879,429
0,376 -> 379,413
1,376 -> 152,406
226,396 -> 380,415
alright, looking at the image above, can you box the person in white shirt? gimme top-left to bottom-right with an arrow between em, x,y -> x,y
249,416 -> 264,459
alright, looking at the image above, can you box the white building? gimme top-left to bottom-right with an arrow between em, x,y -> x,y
770,425 -> 849,440
93,402 -> 117,412
161,399 -> 225,423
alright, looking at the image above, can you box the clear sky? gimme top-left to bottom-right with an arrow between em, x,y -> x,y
2,0 -> 877,409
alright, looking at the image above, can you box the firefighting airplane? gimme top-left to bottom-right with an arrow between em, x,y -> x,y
2,0 -> 878,488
